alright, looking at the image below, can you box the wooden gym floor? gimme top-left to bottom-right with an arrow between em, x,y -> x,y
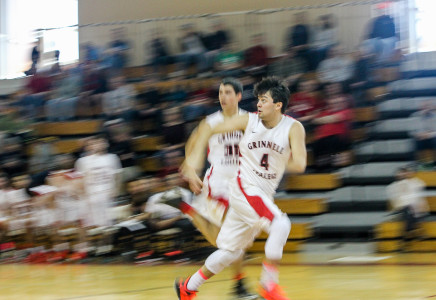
1,253 -> 436,300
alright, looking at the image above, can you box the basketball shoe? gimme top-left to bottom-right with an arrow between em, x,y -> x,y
174,277 -> 197,300
258,282 -> 290,300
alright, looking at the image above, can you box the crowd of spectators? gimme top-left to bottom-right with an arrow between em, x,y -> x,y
1,6 -> 427,261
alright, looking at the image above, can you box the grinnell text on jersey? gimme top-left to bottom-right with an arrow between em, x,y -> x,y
217,131 -> 243,144
247,140 -> 284,154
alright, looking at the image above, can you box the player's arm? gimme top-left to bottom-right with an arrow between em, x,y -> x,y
182,114 -> 249,193
286,121 -> 307,174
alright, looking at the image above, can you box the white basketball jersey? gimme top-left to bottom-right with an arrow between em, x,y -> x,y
238,113 -> 294,195
205,109 -> 245,177
75,153 -> 122,195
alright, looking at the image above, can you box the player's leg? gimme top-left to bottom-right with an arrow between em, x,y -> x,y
175,208 -> 256,299
259,213 -> 292,300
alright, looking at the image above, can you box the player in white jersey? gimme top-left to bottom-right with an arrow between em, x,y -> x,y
176,77 -> 307,300
162,78 -> 255,299
75,135 -> 122,228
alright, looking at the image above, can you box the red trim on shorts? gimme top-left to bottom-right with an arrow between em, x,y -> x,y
236,173 -> 274,222
198,269 -> 210,280
206,167 -> 229,209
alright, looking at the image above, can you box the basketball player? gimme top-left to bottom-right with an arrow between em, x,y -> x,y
75,135 -> 122,252
177,77 -> 307,300
162,78 -> 256,299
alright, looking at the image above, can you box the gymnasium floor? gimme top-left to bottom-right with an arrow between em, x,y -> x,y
1,253 -> 436,300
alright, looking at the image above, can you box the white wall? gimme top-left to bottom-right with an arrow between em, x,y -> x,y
78,0 -> 373,67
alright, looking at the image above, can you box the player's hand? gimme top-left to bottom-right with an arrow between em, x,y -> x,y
179,162 -> 203,194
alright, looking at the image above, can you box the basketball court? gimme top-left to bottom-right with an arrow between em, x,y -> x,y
1,253 -> 436,299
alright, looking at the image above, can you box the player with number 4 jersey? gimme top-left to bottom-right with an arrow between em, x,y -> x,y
179,77 -> 307,300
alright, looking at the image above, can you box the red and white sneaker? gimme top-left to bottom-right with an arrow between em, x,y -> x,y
258,282 -> 290,300
174,277 -> 197,300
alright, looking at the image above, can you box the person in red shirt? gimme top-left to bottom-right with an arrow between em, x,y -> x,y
244,33 -> 268,78
311,93 -> 353,170
286,78 -> 321,122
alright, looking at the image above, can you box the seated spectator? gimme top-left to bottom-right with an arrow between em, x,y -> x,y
239,75 -> 257,112
148,29 -> 172,77
349,49 -> 373,107
0,136 -> 26,177
286,12 -> 311,69
311,14 -> 337,69
244,33 -> 268,78
45,70 -> 80,121
268,47 -> 307,88
176,24 -> 208,76
311,93 -> 353,171
317,45 -> 354,91
107,27 -> 130,75
410,101 -> 436,170
102,76 -> 137,123
214,42 -> 244,77
286,78 -> 321,132
387,165 -> 429,251
361,3 -> 397,65
106,120 -> 140,184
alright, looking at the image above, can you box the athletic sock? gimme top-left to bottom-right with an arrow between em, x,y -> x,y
260,262 -> 279,289
186,269 -> 209,291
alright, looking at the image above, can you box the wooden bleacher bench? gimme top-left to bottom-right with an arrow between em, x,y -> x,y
138,157 -> 162,172
354,106 -> 378,123
132,136 -> 164,152
27,139 -> 83,155
275,197 -> 327,215
415,171 -> 436,187
374,67 -> 400,83
32,120 -> 103,136
366,86 -> 389,102
375,221 -> 436,252
281,173 -> 341,191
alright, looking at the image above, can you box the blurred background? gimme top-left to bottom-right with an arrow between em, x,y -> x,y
0,0 -> 435,272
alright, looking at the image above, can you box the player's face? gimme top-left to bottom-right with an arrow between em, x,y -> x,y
257,91 -> 282,120
219,84 -> 239,112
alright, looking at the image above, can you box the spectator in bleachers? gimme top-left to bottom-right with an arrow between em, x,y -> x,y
214,42 -> 244,77
82,43 -> 100,63
28,137 -> 57,175
286,78 -> 321,132
286,12 -> 311,69
410,101 -> 436,170
176,24 -> 208,76
387,165 -> 429,250
311,14 -> 338,69
50,50 -> 61,75
148,29 -> 172,77
202,18 -> 230,52
105,120 -> 140,184
349,49 -> 373,107
311,90 -> 353,171
244,33 -> 269,78
239,75 -> 257,112
268,47 -> 307,88
362,2 -> 397,65
107,27 -> 130,74
17,87 -> 46,121
24,41 -> 40,76
317,45 -> 354,91
144,173 -> 196,249
0,136 -> 26,177
0,173 -> 11,243
126,177 -> 155,216
46,69 -> 81,121
102,76 -> 137,123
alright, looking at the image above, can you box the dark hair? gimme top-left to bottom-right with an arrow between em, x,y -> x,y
253,77 -> 290,113
221,77 -> 243,95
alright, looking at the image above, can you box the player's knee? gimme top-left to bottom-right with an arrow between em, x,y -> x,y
205,248 -> 244,274
265,215 -> 291,261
